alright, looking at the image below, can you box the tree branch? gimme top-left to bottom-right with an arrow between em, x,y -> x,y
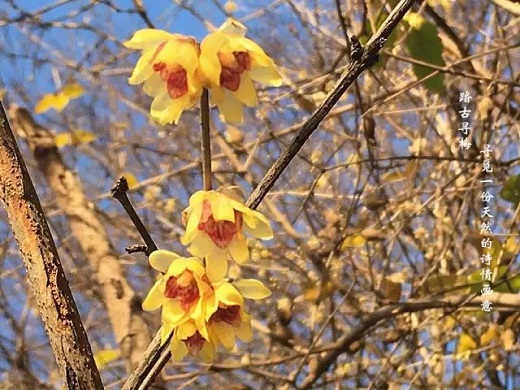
299,293 -> 519,389
246,0 -> 417,209
0,100 -> 103,389
112,177 -> 158,256
9,105 -> 155,373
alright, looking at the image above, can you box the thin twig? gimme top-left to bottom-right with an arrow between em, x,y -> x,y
111,176 -> 158,255
200,88 -> 212,191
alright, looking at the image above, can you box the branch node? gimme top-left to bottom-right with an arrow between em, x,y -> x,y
349,35 -> 363,61
111,176 -> 129,199
125,244 -> 148,254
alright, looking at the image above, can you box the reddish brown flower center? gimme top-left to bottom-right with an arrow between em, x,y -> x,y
164,271 -> 199,310
210,305 -> 241,328
184,331 -> 205,355
152,62 -> 188,99
218,51 -> 251,92
197,200 -> 242,248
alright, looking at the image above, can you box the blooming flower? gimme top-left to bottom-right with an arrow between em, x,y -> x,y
124,29 -> 202,125
162,319 -> 216,362
142,250 -> 212,328
199,19 -> 283,123
147,250 -> 271,362
206,278 -> 271,351
181,187 -> 273,278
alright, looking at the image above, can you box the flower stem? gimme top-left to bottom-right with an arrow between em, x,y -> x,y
200,88 -> 212,191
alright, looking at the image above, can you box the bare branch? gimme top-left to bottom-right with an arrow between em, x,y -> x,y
0,100 -> 103,389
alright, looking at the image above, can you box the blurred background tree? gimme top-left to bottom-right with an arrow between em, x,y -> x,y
0,0 -> 519,388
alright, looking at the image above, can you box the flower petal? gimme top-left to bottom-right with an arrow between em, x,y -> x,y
249,63 -> 283,87
213,321 -> 236,351
174,257 -> 205,278
124,29 -> 174,50
171,336 -> 189,361
211,193 -> 236,222
200,34 -> 226,86
243,210 -> 273,239
149,249 -> 179,272
160,322 -> 174,343
142,278 -> 167,311
151,92 -> 191,125
218,19 -> 247,37
216,90 -> 244,123
204,293 -> 219,322
234,72 -> 258,107
228,236 -> 249,264
216,283 -> 244,306
206,255 -> 229,283
236,320 -> 253,342
199,340 -> 215,363
233,279 -> 271,300
162,300 -> 188,325
142,72 -> 166,97
128,49 -> 155,85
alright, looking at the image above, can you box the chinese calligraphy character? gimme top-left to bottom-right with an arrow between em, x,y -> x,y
481,207 -> 494,218
458,137 -> 472,150
481,300 -> 493,312
480,221 -> 492,235
481,267 -> 492,281
459,91 -> 472,103
480,253 -> 492,266
481,191 -> 494,203
459,107 -> 472,119
481,237 -> 492,249
458,122 -> 471,136
480,144 -> 492,158
482,159 -> 493,173
481,284 -> 493,295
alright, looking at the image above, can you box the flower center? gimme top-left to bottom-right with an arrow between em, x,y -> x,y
210,305 -> 241,328
164,271 -> 199,310
152,62 -> 188,99
198,200 -> 242,248
184,331 -> 205,355
218,51 -> 251,92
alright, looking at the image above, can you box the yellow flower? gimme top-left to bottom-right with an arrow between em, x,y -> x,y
142,250 -> 212,328
153,254 -> 271,362
124,29 -> 202,125
207,278 -> 271,351
199,19 -> 282,123
181,187 -> 273,278
162,320 -> 216,362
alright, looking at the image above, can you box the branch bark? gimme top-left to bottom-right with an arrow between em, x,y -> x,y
0,100 -> 103,389
8,106 -> 155,373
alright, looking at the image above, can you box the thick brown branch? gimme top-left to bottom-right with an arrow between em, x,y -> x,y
0,100 -> 103,389
9,106 -> 154,373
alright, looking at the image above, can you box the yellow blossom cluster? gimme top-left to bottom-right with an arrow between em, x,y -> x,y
142,187 -> 273,361
124,19 -> 282,125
